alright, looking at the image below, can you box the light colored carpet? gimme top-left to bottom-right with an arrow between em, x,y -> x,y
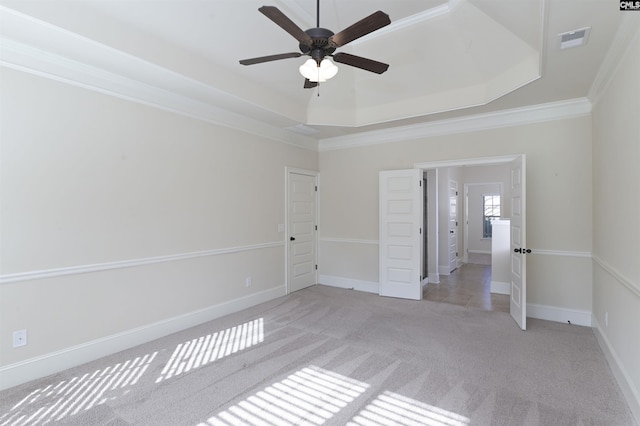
0,285 -> 635,425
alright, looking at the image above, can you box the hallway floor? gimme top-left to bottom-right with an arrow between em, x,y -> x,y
423,263 -> 510,312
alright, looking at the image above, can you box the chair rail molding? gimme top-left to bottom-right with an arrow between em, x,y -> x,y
0,242 -> 284,285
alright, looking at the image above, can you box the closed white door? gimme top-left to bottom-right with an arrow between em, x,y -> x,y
379,169 -> 423,300
288,171 -> 317,293
510,156 -> 527,330
449,180 -> 458,272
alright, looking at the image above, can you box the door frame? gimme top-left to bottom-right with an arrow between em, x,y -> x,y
448,179 -> 459,273
285,167 -> 319,295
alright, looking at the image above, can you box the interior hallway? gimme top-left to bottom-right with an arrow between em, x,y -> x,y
423,263 -> 510,313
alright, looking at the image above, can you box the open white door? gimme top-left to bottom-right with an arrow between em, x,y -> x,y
379,169 -> 423,300
509,156 -> 527,330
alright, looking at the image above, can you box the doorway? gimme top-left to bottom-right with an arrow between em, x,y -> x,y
415,155 -> 527,329
377,155 -> 527,329
286,168 -> 318,294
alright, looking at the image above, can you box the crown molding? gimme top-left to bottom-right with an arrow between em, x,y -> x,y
0,6 -> 318,151
318,97 -> 592,151
350,1 -> 454,47
588,12 -> 640,107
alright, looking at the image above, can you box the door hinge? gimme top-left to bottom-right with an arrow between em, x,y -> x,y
419,180 -> 422,187
456,252 -> 458,257
315,264 -> 318,270
456,191 -> 458,196
419,227 -> 422,234
456,221 -> 458,226
315,185 -> 318,191
315,225 -> 318,231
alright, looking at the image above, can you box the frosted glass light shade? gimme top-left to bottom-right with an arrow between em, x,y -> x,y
299,58 -> 339,82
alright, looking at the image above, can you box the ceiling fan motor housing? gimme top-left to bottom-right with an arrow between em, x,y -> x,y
301,27 -> 336,64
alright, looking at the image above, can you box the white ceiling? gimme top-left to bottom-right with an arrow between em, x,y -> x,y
0,0 -> 625,143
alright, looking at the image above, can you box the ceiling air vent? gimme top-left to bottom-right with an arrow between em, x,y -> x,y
558,27 -> 591,49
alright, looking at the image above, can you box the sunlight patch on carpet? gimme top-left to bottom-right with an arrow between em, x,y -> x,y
348,391 -> 470,426
0,352 -> 157,426
156,318 -> 264,383
199,365 -> 369,425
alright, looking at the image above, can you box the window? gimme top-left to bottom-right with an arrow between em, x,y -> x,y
483,194 -> 501,238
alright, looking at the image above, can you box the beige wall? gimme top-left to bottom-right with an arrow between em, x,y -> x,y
0,68 -> 318,370
319,115 -> 593,312
591,28 -> 640,417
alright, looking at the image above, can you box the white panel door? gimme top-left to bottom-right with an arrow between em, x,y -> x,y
510,156 -> 527,330
288,171 -> 317,293
379,169 -> 423,300
449,180 -> 458,272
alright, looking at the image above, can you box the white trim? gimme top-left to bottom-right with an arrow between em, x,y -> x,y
0,6 -> 317,151
468,250 -> 492,255
592,318 -> 640,425
318,275 -> 378,294
0,285 -> 286,391
593,254 -> 640,298
319,99 -> 591,151
350,2 -> 454,47
416,155 -> 520,170
428,272 -> 440,284
589,13 -> 640,107
319,238 -> 379,245
490,281 -> 511,295
439,265 -> 452,275
532,249 -> 591,258
526,303 -> 592,327
0,242 -> 284,285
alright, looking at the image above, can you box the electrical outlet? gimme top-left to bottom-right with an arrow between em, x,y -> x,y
13,330 -> 27,348
245,277 -> 252,287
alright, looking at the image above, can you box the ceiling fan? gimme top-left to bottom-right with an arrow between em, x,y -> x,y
239,0 -> 391,88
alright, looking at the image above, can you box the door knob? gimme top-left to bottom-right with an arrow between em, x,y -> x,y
514,248 -> 522,253
450,230 -> 454,234
290,237 -> 296,241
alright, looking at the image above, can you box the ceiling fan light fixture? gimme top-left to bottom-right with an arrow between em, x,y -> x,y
299,58 -> 338,82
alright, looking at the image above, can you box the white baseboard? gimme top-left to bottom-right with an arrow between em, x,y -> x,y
439,265 -> 451,275
526,303 -> 592,327
468,250 -> 491,254
490,281 -> 510,295
593,318 -> 640,425
318,275 -> 378,294
0,285 -> 286,391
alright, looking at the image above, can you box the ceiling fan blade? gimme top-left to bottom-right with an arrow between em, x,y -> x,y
332,52 -> 389,74
259,6 -> 313,47
328,10 -> 391,48
239,52 -> 302,65
304,79 -> 319,89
